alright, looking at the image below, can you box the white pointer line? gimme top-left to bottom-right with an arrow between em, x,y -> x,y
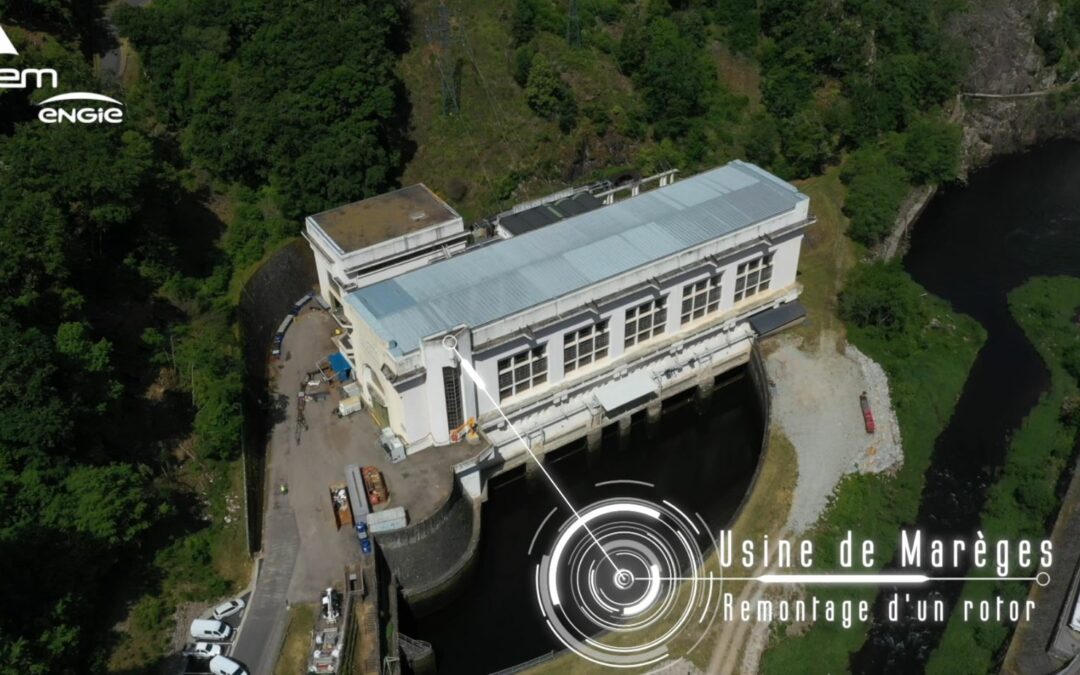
651,574 -> 1044,585
451,346 -> 618,570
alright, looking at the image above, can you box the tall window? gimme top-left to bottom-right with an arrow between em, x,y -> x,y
443,366 -> 464,431
734,254 -> 773,302
681,275 -> 722,324
564,320 -> 609,373
497,346 -> 548,400
624,297 -> 667,348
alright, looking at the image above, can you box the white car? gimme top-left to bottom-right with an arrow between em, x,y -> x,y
190,619 -> 234,641
211,598 -> 246,621
209,655 -> 248,675
190,642 -> 223,658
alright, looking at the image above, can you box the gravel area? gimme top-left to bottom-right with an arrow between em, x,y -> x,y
766,333 -> 903,535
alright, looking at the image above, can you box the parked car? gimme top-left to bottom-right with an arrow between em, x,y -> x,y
189,642 -> 223,659
209,655 -> 248,675
212,598 -> 246,620
1071,594 -> 1080,632
191,619 -> 234,642
355,521 -> 372,554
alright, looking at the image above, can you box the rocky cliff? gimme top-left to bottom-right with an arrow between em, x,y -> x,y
950,0 -> 1080,166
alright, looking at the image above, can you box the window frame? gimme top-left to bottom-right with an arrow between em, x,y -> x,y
624,297 -> 668,349
734,254 -> 773,303
563,319 -> 610,374
496,345 -> 548,401
680,274 -> 723,325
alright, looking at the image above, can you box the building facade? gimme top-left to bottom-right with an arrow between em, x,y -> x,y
314,161 -> 811,461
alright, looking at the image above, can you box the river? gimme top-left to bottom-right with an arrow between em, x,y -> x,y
405,371 -> 765,673
852,140 -> 1080,672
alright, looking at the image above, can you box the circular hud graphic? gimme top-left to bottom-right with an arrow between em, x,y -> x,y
532,494 -> 721,668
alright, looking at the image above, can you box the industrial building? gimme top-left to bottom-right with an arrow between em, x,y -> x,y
305,161 -> 811,466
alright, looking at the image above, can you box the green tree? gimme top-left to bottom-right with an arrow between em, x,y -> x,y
777,109 -> 832,178
525,54 -> 578,131
900,116 -> 962,184
54,465 -> 154,546
840,262 -> 924,336
635,17 -> 715,137
840,147 -> 911,246
511,0 -> 539,45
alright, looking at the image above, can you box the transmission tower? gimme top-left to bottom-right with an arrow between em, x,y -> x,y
424,4 -> 462,115
566,0 -> 582,47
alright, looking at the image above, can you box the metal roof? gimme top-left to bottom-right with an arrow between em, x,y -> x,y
499,191 -> 604,236
748,301 -> 807,336
594,371 -> 659,413
347,161 -> 807,356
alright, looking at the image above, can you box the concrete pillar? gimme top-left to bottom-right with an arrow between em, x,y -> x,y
645,401 -> 662,438
617,416 -> 632,447
695,375 -> 715,414
586,427 -> 603,454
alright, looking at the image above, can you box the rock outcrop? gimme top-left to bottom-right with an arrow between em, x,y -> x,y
949,0 -> 1080,166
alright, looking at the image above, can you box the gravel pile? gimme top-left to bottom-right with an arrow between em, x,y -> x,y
766,334 -> 904,535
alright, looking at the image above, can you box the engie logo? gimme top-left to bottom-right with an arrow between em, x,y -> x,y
0,22 -> 124,124
37,92 -> 124,124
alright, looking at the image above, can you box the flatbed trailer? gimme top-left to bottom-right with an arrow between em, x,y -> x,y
329,482 -> 352,529
362,466 -> 389,506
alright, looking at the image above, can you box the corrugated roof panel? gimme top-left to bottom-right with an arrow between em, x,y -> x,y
518,257 -> 590,293
346,161 -> 807,354
621,222 -> 685,258
564,236 -> 647,283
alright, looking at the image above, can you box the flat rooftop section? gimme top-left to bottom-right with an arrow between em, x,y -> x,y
309,184 -> 460,253
348,161 -> 808,355
499,191 -> 603,236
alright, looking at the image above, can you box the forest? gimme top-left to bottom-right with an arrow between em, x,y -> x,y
0,0 -> 970,672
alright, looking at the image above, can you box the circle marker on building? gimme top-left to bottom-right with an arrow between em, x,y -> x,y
533,496 -> 721,668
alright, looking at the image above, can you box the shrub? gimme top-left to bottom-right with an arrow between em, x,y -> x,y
839,262 -> 924,337
841,147 -> 910,246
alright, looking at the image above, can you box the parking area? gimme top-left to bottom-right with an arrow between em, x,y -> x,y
177,593 -> 250,674
276,307 -> 485,574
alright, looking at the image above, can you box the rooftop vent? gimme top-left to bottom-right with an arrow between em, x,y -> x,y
409,210 -> 427,222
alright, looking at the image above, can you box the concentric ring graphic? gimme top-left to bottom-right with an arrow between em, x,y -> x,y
534,496 -> 721,668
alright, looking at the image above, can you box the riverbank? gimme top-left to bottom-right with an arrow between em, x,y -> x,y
928,276 -> 1080,674
759,268 -> 986,673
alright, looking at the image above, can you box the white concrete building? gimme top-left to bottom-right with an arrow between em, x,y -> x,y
303,183 -> 469,319
319,161 -> 811,461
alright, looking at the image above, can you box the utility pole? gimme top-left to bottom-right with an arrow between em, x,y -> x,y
566,0 -> 581,47
424,4 -> 461,115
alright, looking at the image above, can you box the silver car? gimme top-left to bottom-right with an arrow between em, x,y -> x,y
211,598 -> 246,620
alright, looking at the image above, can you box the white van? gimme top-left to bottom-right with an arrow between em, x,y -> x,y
209,655 -> 248,675
191,619 -> 234,641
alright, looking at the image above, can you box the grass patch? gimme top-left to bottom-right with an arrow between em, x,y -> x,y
760,274 -> 986,673
791,167 -> 856,346
275,604 -> 318,675
925,276 -> 1080,674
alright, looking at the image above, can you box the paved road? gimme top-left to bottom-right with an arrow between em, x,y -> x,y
231,489 -> 300,675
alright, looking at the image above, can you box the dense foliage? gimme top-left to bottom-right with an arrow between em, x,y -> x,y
1037,0 -> 1080,79
114,0 -> 411,219
0,41 -> 162,672
496,0 -> 965,244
